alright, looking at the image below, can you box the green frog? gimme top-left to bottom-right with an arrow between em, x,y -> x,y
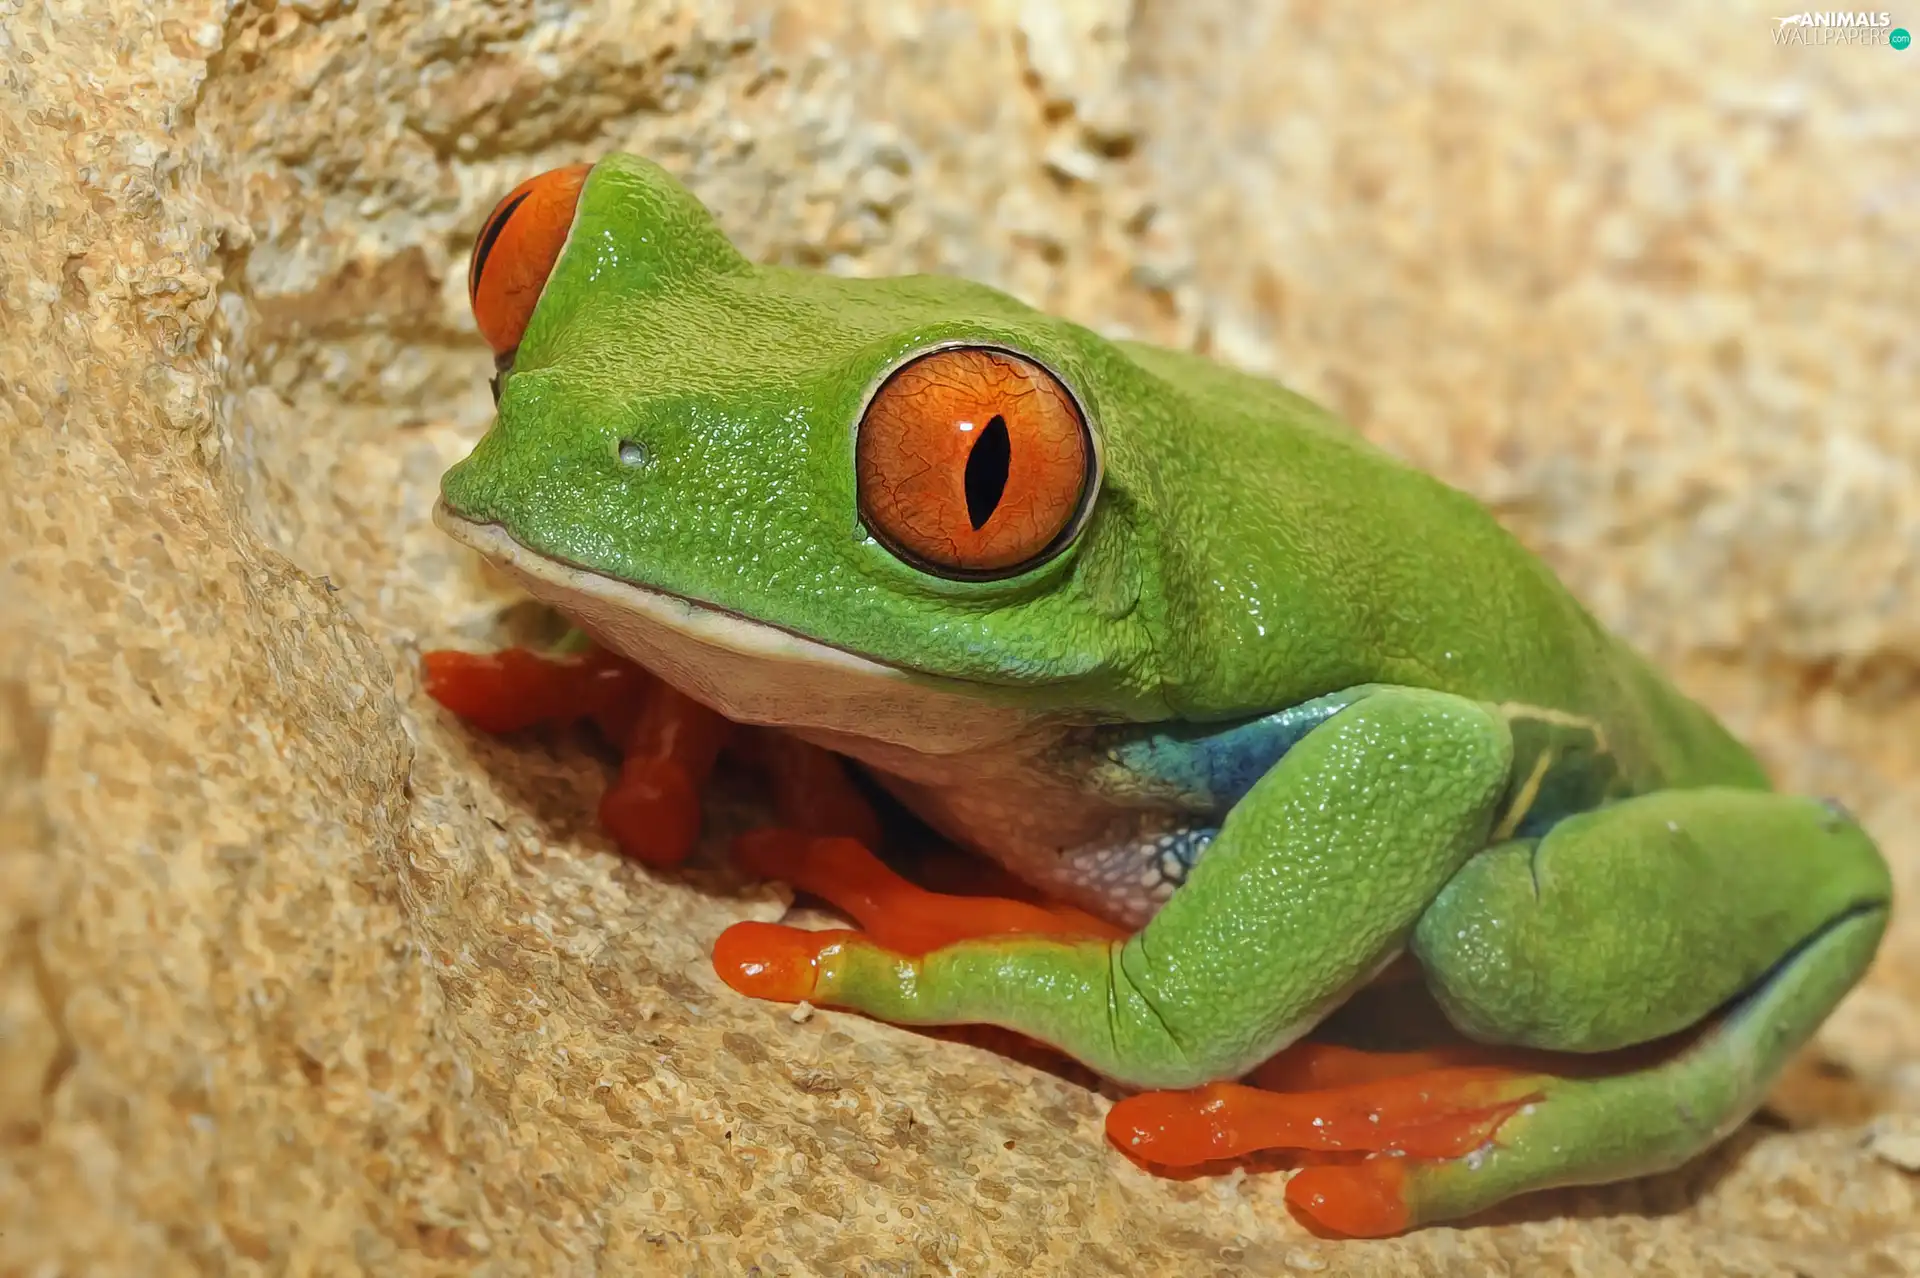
433,153 -> 1890,1235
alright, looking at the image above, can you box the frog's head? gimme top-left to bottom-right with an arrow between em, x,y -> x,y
438,153 -> 1168,753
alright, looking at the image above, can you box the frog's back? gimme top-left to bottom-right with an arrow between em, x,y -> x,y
1112,341 -> 1768,797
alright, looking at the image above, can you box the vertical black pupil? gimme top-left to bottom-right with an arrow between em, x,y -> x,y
964,415 -> 1011,530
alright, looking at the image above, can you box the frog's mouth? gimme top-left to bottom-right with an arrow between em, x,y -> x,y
433,503 -> 1045,756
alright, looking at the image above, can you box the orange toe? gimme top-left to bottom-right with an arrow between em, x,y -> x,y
422,645 -> 655,735
1107,1086 -> 1242,1165
422,647 -> 575,733
599,757 -> 702,867
1286,1159 -> 1413,1238
712,921 -> 857,1002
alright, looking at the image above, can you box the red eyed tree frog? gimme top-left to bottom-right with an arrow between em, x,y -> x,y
433,153 -> 1892,1235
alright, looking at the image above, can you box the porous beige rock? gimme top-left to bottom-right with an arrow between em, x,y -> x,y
3,2 -> 1916,1274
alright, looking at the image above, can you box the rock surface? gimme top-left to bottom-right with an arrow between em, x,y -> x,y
3,1 -> 1916,1274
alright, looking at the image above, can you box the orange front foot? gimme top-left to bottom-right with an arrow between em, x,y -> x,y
1108,1064 -> 1547,1166
599,680 -> 733,868
422,645 -> 651,734
731,828 -> 1124,955
422,643 -> 724,867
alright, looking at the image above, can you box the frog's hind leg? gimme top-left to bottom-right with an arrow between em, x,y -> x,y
1250,787 -> 1889,1236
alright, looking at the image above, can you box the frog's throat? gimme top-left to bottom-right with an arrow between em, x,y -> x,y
433,503 -> 1045,755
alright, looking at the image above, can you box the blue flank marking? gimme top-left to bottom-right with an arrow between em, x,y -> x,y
1100,688 -> 1368,814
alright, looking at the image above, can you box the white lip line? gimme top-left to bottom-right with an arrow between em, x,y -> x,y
434,501 -> 939,684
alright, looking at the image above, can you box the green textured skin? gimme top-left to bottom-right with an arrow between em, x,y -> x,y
1414,788 -> 1891,1053
440,153 -> 1894,1224
441,153 -> 1763,779
1401,900 -> 1889,1228
804,688 -> 1510,1087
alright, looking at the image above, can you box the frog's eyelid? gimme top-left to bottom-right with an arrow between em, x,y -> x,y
467,163 -> 592,358
468,190 -> 530,307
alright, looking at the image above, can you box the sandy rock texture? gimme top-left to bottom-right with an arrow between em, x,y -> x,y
3,0 -> 1917,1273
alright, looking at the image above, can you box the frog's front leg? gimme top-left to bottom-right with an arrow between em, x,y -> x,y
729,827 -> 1125,955
714,686 -> 1513,1088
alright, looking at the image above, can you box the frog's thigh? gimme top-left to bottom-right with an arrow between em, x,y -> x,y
1317,790 -> 1893,1233
1117,687 -> 1514,1084
1413,787 -> 1894,1053
745,687 -> 1513,1090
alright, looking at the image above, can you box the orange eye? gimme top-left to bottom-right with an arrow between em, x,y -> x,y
467,163 -> 592,356
856,346 -> 1095,577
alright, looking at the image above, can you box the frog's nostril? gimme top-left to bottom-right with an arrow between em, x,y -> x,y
618,438 -> 651,467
